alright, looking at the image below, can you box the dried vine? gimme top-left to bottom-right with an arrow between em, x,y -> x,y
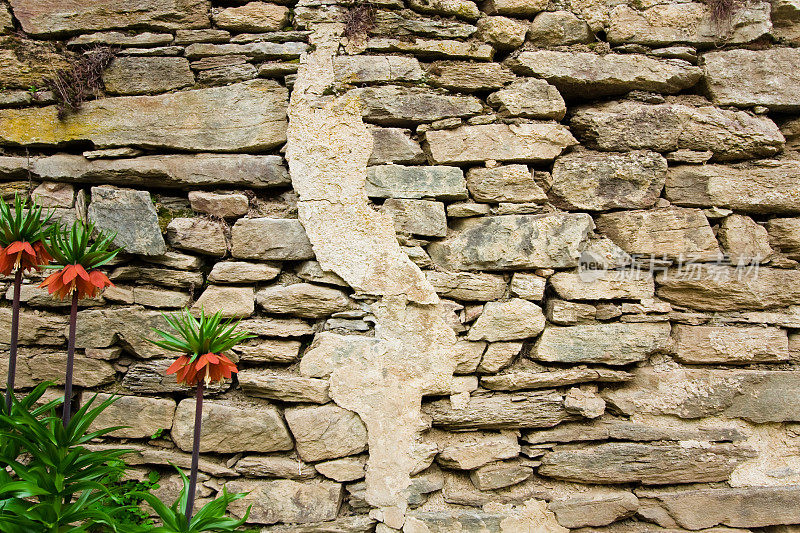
47,46 -> 116,120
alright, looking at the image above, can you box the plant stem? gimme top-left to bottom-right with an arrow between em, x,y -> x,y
4,269 -> 22,413
186,381 -> 204,524
62,290 -> 78,427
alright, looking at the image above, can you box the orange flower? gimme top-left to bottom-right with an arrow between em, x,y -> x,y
165,352 -> 239,387
0,240 -> 51,276
39,264 -> 113,300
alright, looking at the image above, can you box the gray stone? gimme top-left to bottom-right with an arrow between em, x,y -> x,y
381,199 -> 447,237
768,217 -> 800,257
470,460 -> 533,490
476,16 -> 529,49
33,182 -> 74,208
75,306 -> 177,357
532,323 -> 671,366
436,431 -> 520,470
487,78 -> 566,120
509,51 -> 701,97
425,123 -> 577,164
372,9 -> 477,39
196,64 -> 256,86
122,359 -> 227,394
239,369 -> 330,404
261,516 -> 375,532
550,150 -> 667,210
240,317 -> 314,338
173,29 -> 231,45
191,285 -> 254,318
364,38 -> 494,61
467,299 -> 545,342
366,165 -> 467,200
482,367 -> 633,391
550,271 -> 654,301
208,261 -> 280,284
167,217 -> 227,257
334,55 -> 424,84
231,218 -> 314,260
257,283 -> 351,318
550,492 -> 639,529
0,348 -> 114,388
428,213 -> 594,271
87,187 -> 165,256
88,393 -> 175,439
0,37 -> 70,89
102,57 -> 194,95
427,61 -> 516,92
225,479 -> 342,525
295,261 -> 348,288
528,11 -> 593,46
213,2 -> 289,32
368,127 -> 426,165
284,404 -> 368,462
188,191 -> 249,218
425,271 -> 506,301
349,85 -> 482,125
571,100 -> 784,161
466,164 -> 547,203
109,265 -> 203,289
184,42 -> 307,61
673,325 -> 789,364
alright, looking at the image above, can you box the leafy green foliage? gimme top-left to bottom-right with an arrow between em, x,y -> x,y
43,219 -> 120,269
150,309 -> 254,363
0,193 -> 52,247
92,470 -> 161,532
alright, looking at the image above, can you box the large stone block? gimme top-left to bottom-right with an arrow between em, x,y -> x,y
0,348 -> 114,389
509,51 -> 701,97
284,404 -> 368,462
428,213 -> 594,271
550,492 -> 639,529
768,217 -> 800,257
0,36 -> 70,89
487,78 -> 566,120
0,80 -> 287,153
436,431 -> 520,470
256,283 -> 351,319
225,479 -> 342,525
334,55 -> 424,84
239,369 -> 330,404
167,217 -> 227,257
532,323 -> 671,366
571,100 -> 784,161
102,56 -> 194,95
466,164 -> 547,203
673,325 -> 789,364
74,306 -> 172,357
549,271 -> 654,301
426,61 -> 515,91
231,218 -> 314,260
382,198 -> 447,237
372,8 -> 477,39
424,271 -> 507,301
213,2 -> 289,32
424,123 -> 577,164
368,127 -> 425,165
191,286 -> 254,318
89,393 -> 176,439
87,186 -> 166,256
349,85 -> 482,125
467,299 -> 545,341
366,165 -> 467,200
482,368 -> 633,391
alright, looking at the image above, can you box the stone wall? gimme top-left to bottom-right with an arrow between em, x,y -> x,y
2,0 -> 800,531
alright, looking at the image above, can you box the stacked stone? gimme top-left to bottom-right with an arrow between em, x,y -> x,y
1,0 -> 800,530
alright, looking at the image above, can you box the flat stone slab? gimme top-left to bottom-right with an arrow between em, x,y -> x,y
366,165 -> 467,200
87,186 -> 166,256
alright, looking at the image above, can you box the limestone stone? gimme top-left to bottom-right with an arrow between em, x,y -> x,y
528,11 -> 593,46
596,207 -> 719,261
477,342 -> 522,373
428,213 -> 594,271
91,442 -> 233,477
427,61 -> 515,92
232,339 -> 303,363
381,199 -> 447,237
466,164 -> 547,204
349,85 -> 482,125
571,100 -> 784,161
476,16 -> 528,49
549,150 -> 666,211
539,442 -> 755,485
334,55 -> 423,84
188,191 -> 249,218
284,404 -> 368,462
184,42 -> 307,61
549,271 -> 655,301
424,391 -> 577,430
425,271 -> 506,301
0,348 -> 114,389
447,202 -> 490,218
231,218 -> 314,260
510,273 -> 545,301
68,31 -> 173,47
406,501 -> 567,532
510,51 -> 701,97
550,492 -> 639,529
532,323 -> 671,366
487,78 -> 565,120
174,29 -> 230,45
666,160 -> 800,214
295,261 -> 348,288
172,398 -> 293,453
718,215 -> 773,262
87,187 -> 165,256
0,5 -> 11,33
546,299 -> 595,325
102,57 -> 194,95
364,38 -> 493,61
483,0 -> 547,16
366,165 -> 467,200
435,431 -> 520,470
369,127 -> 425,165
482,367 -> 633,391
262,516 -> 375,532
225,479 -> 342,525
239,369 -> 330,404
607,3 -> 771,46
467,299 -> 545,341
0,80 -> 288,153
133,287 -> 189,309
408,0 -> 480,19
451,340 -> 488,374
166,217 -> 227,257
110,265 -> 203,289
564,387 -> 605,419
213,3 -> 289,32
424,123 -> 577,164
672,325 -> 789,364
768,218 -> 800,258
373,9 -> 477,39
470,461 -> 533,490
315,456 -> 366,482
257,283 -> 350,318
191,286 -> 254,318
234,455 -> 315,480
208,261 -> 280,284
75,306 -> 186,357
88,393 -> 175,439
239,317 -> 313,338
0,36 -> 70,89
33,182 -> 74,208
8,0 -> 210,35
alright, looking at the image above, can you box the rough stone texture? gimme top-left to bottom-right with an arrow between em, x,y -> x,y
425,271 -> 506,301
188,191 -> 249,218
466,164 -> 547,203
166,217 -> 227,257
768,217 -> 800,258
87,187 -> 166,256
424,391 -> 577,429
315,457 -> 366,482
549,150 -> 667,210
239,369 -> 330,404
528,11 -> 593,46
482,367 -> 632,391
571,100 -> 785,161
192,285 -> 255,318
0,348 -> 115,389
476,16 -> 529,49
718,214 -> 773,263
382,199 -> 447,237
470,460 -> 533,490
0,36 -> 70,89
350,85 -> 482,125
427,61 -> 516,92
89,393 -> 176,439
335,56 -> 424,84
366,165 -> 467,200
369,127 -> 426,165
509,51 -> 701,97
226,479 -> 342,525
208,261 -> 280,284
436,431 -> 520,470
0,80 -> 288,153
487,78 -> 566,120
257,283 -> 351,318
467,299 -> 545,341
533,323 -> 671,366
483,0 -> 547,16
103,57 -> 194,95
213,2 -> 289,32
285,404 -> 368,462
231,218 -> 314,260
549,271 -> 654,301
673,325 -> 790,364
428,213 -> 594,271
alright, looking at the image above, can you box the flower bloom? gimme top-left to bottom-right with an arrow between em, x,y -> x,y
39,264 -> 113,300
166,353 -> 239,387
0,240 -> 51,276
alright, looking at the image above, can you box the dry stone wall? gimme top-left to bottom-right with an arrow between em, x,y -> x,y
2,0 -> 800,531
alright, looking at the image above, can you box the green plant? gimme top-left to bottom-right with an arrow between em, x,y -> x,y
94,470 -> 161,531
151,428 -> 165,440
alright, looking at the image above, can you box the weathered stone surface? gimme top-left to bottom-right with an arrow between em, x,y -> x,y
0,5 -> 11,33
239,369 -> 330,404
208,261 -> 280,284
604,367 -> 800,423
262,516 -> 375,532
571,100 -> 784,161
103,57 -> 194,95
528,10 -> 593,46
666,160 -> 800,214
0,80 -> 287,153
656,265 -> 800,311
89,393 -> 175,439
369,127 -> 425,165
718,214 -> 773,262
213,2 -> 289,32
188,191 -> 249,218
539,442 -> 754,485
67,31 -> 173,47
167,217 -> 227,256
427,61 -> 515,92
425,123 -> 577,164
596,207 -> 719,261
607,2 -> 771,45
549,150 -> 666,210
424,391 -> 576,430
564,387 -> 605,419
231,218 -> 314,260
466,164 -> 547,204
510,273 -> 545,301
173,398 -> 293,453
428,213 -> 594,271
366,165 -> 467,200
487,78 -> 566,120
314,457 -> 366,482
185,42 -> 307,61
234,456 -> 315,480
425,271 -> 506,301
509,51 -> 701,97
451,340 -> 487,374
285,404 -> 368,462
364,38 -> 493,60
768,217 -> 800,258
295,261 -> 348,288
482,367 -> 633,391
406,501 -> 568,533
240,317 -> 313,338
9,0 -> 210,36
673,325 -> 789,365
0,348 -> 114,389
382,199 -> 447,237
0,36 -> 70,89
470,460 -> 533,490
257,283 -> 351,318
550,492 -> 639,529
122,359 -> 210,394
483,0 -> 547,16
478,342 -> 523,373
133,287 -> 191,309
191,285 -> 254,318
33,182 -> 74,208
110,266 -> 203,289
550,271 -> 654,301
334,55 -> 423,84
232,339 -> 302,363
533,323 -> 671,366
436,431 -> 520,470
373,8 -> 477,39
467,299 -> 545,341
87,187 -> 165,256
226,480 -> 342,525
476,16 -> 529,49
350,85 -> 481,125
408,0 -> 480,19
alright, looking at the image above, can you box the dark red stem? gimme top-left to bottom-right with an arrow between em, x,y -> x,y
186,381 -> 204,524
62,290 -> 78,427
4,269 -> 22,413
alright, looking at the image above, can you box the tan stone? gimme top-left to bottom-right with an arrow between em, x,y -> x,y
213,2 -> 289,32
476,16 -> 528,49
718,214 -> 773,263
110,266 -> 203,289
381,198 -> 447,237
550,492 -> 639,528
768,217 -> 800,259
482,0 -> 547,16
188,191 -> 249,218
208,261 -> 281,284
257,283 -> 351,318
470,460 -> 533,490
32,182 -> 74,208
364,38 -> 493,61
426,61 -> 516,92
231,217 -> 314,260
234,455 -> 315,480
285,403 -> 368,462
435,431 -> 521,470
528,11 -> 593,46
350,85 -> 482,125
467,299 -> 545,342
225,479 -> 342,525
466,164 -> 547,203
482,367 -> 633,391
314,456 -> 366,482
487,78 -> 566,120
191,285 -> 254,318
238,369 -> 330,404
510,273 -> 546,301
425,271 -> 506,301
478,342 -> 522,373
134,287 -> 191,309
408,0 -> 480,19
0,36 -> 70,89
546,299 -> 596,326
550,271 -> 654,301
232,339 -> 302,363
167,217 -> 227,257
88,393 -> 175,439
672,325 -> 789,364
0,348 -> 114,389
102,56 -> 194,96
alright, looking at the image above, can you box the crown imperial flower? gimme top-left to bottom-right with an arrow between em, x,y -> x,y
0,194 -> 53,276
